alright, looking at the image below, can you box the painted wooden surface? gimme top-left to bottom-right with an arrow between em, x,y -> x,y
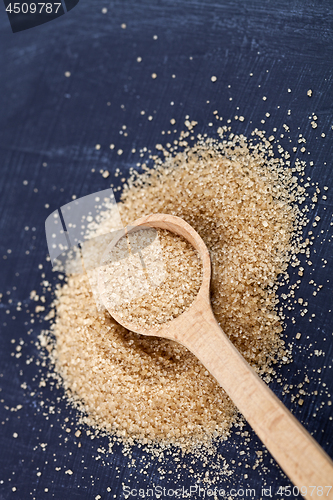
0,0 -> 332,498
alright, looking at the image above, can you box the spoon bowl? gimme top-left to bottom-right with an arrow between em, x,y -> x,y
99,213 -> 211,342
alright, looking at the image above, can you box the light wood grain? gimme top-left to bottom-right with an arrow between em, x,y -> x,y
98,214 -> 333,498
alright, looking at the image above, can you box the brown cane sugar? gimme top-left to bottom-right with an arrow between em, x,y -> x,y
46,129 -> 309,449
98,228 -> 202,328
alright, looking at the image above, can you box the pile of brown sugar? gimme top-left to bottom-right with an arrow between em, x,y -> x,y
99,228 -> 202,328
47,129 -> 309,449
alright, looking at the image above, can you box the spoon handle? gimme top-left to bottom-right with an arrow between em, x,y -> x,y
181,303 -> 333,498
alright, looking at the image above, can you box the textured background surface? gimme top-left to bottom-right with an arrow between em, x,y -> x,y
0,0 -> 332,498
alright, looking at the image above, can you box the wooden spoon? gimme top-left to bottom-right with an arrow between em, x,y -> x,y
98,213 -> 333,498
